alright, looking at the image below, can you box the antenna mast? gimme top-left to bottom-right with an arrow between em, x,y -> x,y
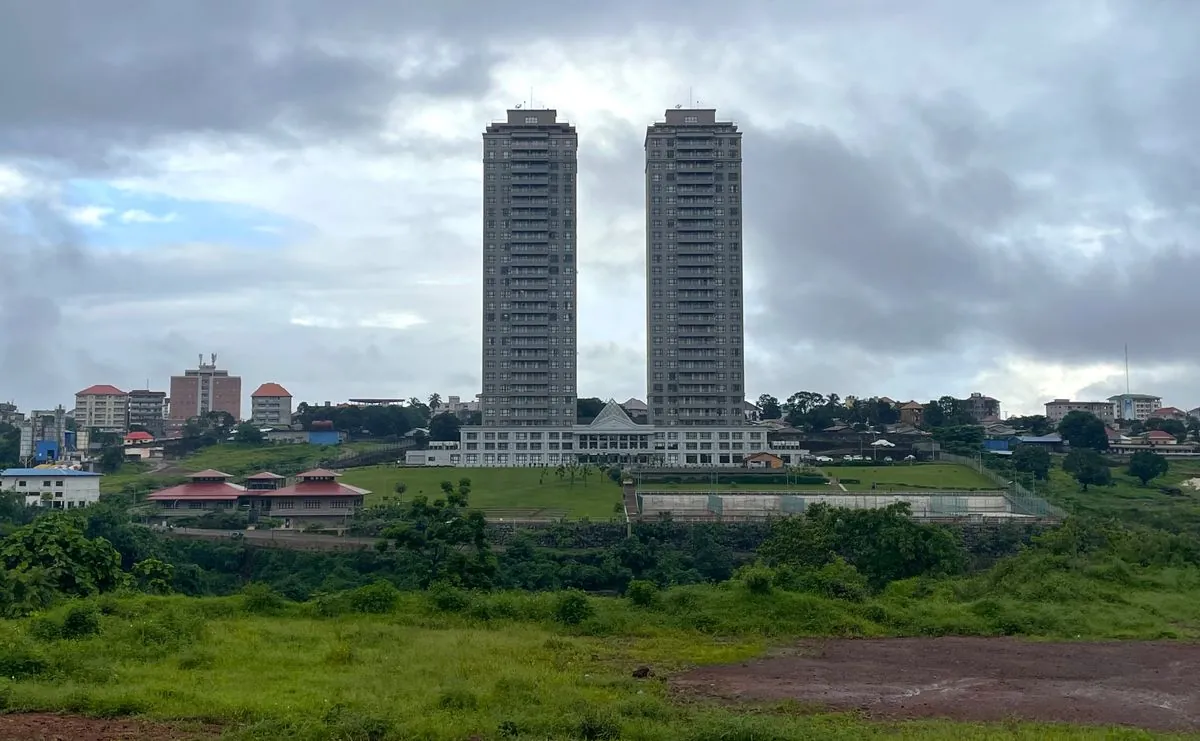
1124,344 -> 1130,394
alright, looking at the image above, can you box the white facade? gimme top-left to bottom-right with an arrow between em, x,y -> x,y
1045,399 -> 1117,423
458,399 -> 807,468
0,468 -> 102,509
1107,394 -> 1162,421
405,442 -> 463,466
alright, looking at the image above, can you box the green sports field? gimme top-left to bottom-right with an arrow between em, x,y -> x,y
340,466 -> 623,520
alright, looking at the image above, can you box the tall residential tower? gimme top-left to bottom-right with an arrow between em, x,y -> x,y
645,108 -> 745,426
480,109 -> 578,427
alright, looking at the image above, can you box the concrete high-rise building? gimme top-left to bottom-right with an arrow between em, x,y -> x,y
480,109 -> 578,428
644,108 -> 745,426
74,385 -> 128,432
127,389 -> 167,436
169,354 -> 242,421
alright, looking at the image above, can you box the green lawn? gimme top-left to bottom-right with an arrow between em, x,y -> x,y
341,466 -> 623,520
1040,457 -> 1200,532
642,464 -> 999,493
180,442 -> 364,475
828,463 -> 999,491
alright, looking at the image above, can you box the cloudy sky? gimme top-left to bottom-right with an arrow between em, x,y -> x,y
2,1 -> 1198,417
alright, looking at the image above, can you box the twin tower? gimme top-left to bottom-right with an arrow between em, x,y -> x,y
477,107 -> 745,433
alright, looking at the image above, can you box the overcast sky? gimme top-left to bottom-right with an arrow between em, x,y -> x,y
2,1 -> 1198,417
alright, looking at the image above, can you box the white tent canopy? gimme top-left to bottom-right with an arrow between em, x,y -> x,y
870,439 -> 896,448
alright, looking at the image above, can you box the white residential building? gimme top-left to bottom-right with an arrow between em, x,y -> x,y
1044,399 -> 1117,424
1107,393 -> 1163,421
0,468 -> 102,509
74,385 -> 129,432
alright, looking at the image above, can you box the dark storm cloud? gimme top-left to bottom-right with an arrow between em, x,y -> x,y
0,1 -> 498,168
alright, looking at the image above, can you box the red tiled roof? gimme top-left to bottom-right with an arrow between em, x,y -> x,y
245,471 -> 285,480
188,469 -> 234,479
1151,407 -> 1185,416
147,482 -> 246,501
77,384 -> 126,396
124,431 -> 154,441
900,402 -> 924,410
1144,430 -> 1175,439
296,468 -> 341,479
251,382 -> 292,398
256,481 -> 370,498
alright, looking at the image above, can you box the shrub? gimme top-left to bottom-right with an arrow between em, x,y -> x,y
0,641 -> 49,680
61,604 -> 102,639
739,565 -> 775,595
241,583 -> 286,615
576,710 -> 620,741
625,579 -> 658,607
348,581 -> 400,614
553,590 -> 594,625
428,583 -> 471,613
797,558 -> 869,601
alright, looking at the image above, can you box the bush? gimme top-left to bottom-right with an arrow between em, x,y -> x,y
428,583 -> 471,613
241,583 -> 286,615
797,558 -> 870,601
348,581 -> 400,614
576,710 -> 621,740
625,580 -> 658,607
739,565 -> 775,595
61,604 -> 102,639
553,590 -> 594,625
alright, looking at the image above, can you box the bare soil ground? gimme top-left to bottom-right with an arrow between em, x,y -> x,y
0,714 -> 219,740
673,637 -> 1200,731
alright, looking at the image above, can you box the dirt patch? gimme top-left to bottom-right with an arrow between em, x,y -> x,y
673,637 -> 1200,731
0,714 -> 219,740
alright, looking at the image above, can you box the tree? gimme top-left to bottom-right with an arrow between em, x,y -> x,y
428,393 -> 442,414
1008,415 -> 1052,436
98,445 -> 125,473
756,394 -> 782,420
0,516 -> 124,599
1128,450 -> 1169,486
1145,417 -> 1187,442
379,483 -> 495,589
428,412 -> 461,442
1062,449 -> 1112,491
576,397 -> 605,423
234,422 -> 265,444
132,558 -> 174,594
1057,410 -> 1109,451
1011,444 -> 1051,481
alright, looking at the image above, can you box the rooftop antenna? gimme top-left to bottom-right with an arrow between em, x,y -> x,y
1124,343 -> 1130,394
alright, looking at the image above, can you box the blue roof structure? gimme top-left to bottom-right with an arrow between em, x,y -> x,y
1014,434 -> 1063,444
1,468 -> 101,477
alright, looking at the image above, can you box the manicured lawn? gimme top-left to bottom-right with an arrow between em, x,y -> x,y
180,442 -> 356,475
642,464 -> 999,493
827,463 -> 1000,491
341,466 -> 623,520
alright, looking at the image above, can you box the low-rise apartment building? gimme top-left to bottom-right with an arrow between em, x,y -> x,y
74,385 -> 128,432
1108,393 -> 1163,421
0,468 -> 102,509
250,383 -> 293,426
1044,399 -> 1116,424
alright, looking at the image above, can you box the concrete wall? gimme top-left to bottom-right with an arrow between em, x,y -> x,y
639,491 -> 1015,519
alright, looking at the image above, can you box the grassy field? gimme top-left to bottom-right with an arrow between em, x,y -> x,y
831,463 -> 999,491
3,587 -> 1194,740
1039,457 -> 1200,532
341,466 -> 623,520
100,442 -> 379,495
643,464 -> 999,493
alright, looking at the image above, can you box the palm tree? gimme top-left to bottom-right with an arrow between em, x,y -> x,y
428,393 -> 442,413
